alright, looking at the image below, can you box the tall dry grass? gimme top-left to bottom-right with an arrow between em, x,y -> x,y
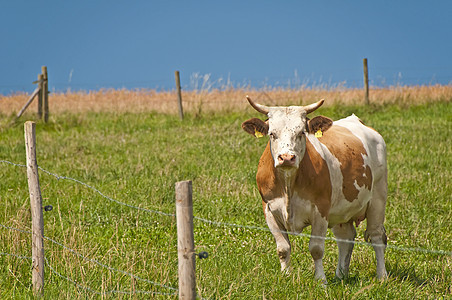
1,85 -> 451,115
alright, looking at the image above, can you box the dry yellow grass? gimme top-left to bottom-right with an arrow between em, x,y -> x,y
1,85 -> 451,115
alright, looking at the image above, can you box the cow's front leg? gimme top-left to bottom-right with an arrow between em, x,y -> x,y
265,204 -> 291,272
309,213 -> 328,283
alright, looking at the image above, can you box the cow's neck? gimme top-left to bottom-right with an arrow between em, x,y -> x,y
276,168 -> 298,230
277,169 -> 297,196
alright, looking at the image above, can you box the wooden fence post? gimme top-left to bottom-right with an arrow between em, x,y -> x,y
42,66 -> 49,122
363,58 -> 369,105
24,121 -> 45,296
175,180 -> 196,300
37,74 -> 44,118
175,71 -> 184,120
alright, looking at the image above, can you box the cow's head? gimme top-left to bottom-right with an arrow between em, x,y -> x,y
242,96 -> 331,170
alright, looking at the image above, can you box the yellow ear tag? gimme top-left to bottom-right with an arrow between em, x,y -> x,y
254,129 -> 264,138
315,129 -> 323,138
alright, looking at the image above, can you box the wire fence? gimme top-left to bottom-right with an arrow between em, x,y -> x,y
1,159 -> 451,296
1,68 -> 451,96
0,251 -> 177,297
2,159 -> 451,256
0,222 -> 178,296
3,69 -> 451,122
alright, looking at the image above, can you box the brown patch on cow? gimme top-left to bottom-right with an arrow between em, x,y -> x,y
262,200 -> 267,218
319,126 -> 373,202
256,142 -> 283,201
294,139 -> 332,218
307,116 -> 333,134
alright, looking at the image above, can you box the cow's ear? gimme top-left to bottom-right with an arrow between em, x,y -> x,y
242,118 -> 269,138
307,116 -> 333,134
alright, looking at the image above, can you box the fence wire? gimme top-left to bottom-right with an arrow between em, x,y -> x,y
2,159 -> 451,257
45,258 -> 177,297
0,223 -> 178,293
37,166 -> 176,217
0,251 -> 176,296
0,160 -> 174,217
193,216 -> 452,256
0,251 -> 31,261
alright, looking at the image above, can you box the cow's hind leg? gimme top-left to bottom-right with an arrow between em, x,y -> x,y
265,205 -> 291,272
365,177 -> 388,279
332,222 -> 356,279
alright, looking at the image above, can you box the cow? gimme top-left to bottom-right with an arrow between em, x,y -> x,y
241,96 -> 388,283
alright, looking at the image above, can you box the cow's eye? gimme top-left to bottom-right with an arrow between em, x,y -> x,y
269,132 -> 277,139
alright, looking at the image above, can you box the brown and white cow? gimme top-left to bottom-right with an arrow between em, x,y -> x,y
242,96 -> 388,282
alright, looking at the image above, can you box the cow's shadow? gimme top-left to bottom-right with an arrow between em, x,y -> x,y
385,263 -> 429,287
327,263 -> 428,287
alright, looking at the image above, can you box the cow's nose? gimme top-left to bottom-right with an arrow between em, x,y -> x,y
277,154 -> 296,166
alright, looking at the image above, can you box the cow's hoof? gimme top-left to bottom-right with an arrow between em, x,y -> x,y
281,266 -> 292,276
315,274 -> 328,286
318,278 -> 328,287
376,271 -> 388,281
335,269 -> 349,280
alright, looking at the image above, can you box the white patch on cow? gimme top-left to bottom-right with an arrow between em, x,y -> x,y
289,192 -> 316,233
266,192 -> 321,234
267,196 -> 289,226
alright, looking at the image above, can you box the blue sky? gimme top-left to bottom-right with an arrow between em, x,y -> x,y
1,1 -> 451,94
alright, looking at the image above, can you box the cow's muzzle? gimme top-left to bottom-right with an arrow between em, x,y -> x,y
277,153 -> 297,167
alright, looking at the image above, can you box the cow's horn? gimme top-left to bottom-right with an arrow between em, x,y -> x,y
246,95 -> 269,115
304,99 -> 325,114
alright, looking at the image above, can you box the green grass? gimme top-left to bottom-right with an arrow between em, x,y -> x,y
1,101 -> 451,299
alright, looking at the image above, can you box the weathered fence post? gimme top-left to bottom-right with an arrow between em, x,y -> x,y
42,66 -> 49,122
175,71 -> 184,120
37,74 -> 44,119
24,121 -> 45,296
363,58 -> 369,105
175,180 -> 196,300
16,67 -> 49,121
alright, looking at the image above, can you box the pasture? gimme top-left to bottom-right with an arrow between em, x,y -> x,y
0,90 -> 451,299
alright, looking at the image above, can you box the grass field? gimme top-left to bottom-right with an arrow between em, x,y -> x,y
0,89 -> 451,299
